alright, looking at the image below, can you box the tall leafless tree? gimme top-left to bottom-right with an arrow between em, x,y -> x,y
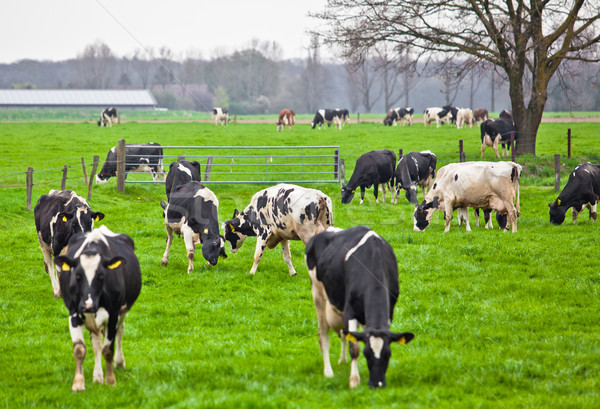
130,48 -> 154,89
73,41 -> 116,89
313,0 -> 600,155
372,45 -> 405,111
347,58 -> 382,113
154,46 -> 174,90
301,34 -> 324,113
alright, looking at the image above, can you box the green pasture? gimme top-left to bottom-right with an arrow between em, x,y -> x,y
1,119 -> 599,408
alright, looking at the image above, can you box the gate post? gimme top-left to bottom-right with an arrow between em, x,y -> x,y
334,149 -> 339,180
26,167 -> 33,210
117,138 -> 126,193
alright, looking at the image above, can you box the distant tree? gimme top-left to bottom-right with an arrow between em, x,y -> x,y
73,41 -> 116,89
213,86 -> 229,109
130,48 -> 154,89
347,58 -> 381,113
372,45 -> 406,111
154,46 -> 175,90
179,50 -> 205,105
301,34 -> 324,113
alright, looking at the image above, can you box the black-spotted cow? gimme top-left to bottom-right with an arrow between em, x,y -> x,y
165,159 -> 201,201
96,143 -> 165,184
341,149 -> 396,204
212,107 -> 229,125
549,162 -> 600,225
97,107 -> 119,127
394,151 -> 437,204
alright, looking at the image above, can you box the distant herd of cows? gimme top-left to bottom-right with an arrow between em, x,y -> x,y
34,106 -> 598,391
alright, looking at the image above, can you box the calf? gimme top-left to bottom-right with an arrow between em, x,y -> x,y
549,162 -> 600,224
423,107 -> 452,128
34,190 -> 104,298
161,181 -> 227,272
414,161 -> 522,233
54,225 -> 141,391
97,107 -> 119,127
394,151 -> 437,204
473,108 -> 489,124
223,183 -> 332,276
480,118 -> 517,158
165,159 -> 201,200
311,109 -> 343,130
276,108 -> 296,131
456,108 -> 474,129
305,225 -> 414,388
341,149 -> 396,204
212,107 -> 229,125
96,142 -> 164,184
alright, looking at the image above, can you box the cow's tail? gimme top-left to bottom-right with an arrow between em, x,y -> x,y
512,164 -> 522,216
317,195 -> 334,231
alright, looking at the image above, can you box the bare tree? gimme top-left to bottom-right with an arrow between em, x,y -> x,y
154,46 -> 174,90
73,41 -> 116,89
347,58 -> 382,113
301,34 -> 324,113
130,48 -> 154,89
372,45 -> 405,111
313,1 -> 600,155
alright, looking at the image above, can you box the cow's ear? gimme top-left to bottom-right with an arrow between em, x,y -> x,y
345,331 -> 367,344
219,237 -> 227,259
92,212 -> 105,222
227,222 -> 236,233
548,202 -> 554,208
160,200 -> 168,210
104,256 -> 126,270
58,212 -> 74,223
233,209 -> 239,218
432,196 -> 439,208
54,255 -> 75,272
390,332 -> 415,345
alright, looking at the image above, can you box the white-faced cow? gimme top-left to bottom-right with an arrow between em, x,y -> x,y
480,118 -> 517,158
212,107 -> 229,125
277,109 -> 296,131
305,225 -> 414,388
311,109 -> 343,130
414,161 -> 522,233
341,149 -> 396,204
54,225 -> 141,391
161,181 -> 226,272
549,162 -> 600,225
96,143 -> 165,184
34,190 -> 105,298
223,183 -> 332,276
456,108 -> 474,129
423,107 -> 452,128
473,108 -> 489,124
165,159 -> 201,201
97,107 -> 119,127
393,151 -> 437,204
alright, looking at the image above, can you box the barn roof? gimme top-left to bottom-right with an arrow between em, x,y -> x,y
0,89 -> 157,109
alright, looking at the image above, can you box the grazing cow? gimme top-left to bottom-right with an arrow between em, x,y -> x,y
54,225 -> 141,391
413,161 -> 522,233
443,105 -> 459,124
394,151 -> 437,204
459,208 -> 508,230
341,149 -> 396,204
383,109 -> 399,126
212,107 -> 229,125
311,109 -> 343,130
499,109 -> 513,121
549,162 -> 600,225
34,190 -> 105,298
223,183 -> 332,276
161,181 -> 227,272
96,142 -> 164,184
423,107 -> 452,128
336,108 -> 350,127
97,107 -> 119,127
473,108 -> 489,124
480,118 -> 517,158
305,225 -> 414,388
277,109 -> 296,131
383,107 -> 414,126
165,159 -> 201,200
456,108 -> 474,129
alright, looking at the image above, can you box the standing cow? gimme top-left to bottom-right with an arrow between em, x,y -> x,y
212,107 -> 229,125
165,159 -> 201,200
423,107 -> 453,128
277,109 -> 296,131
305,225 -> 414,388
456,108 -> 474,129
480,118 -> 517,158
549,162 -> 600,225
394,151 -> 437,204
96,143 -> 165,184
341,149 -> 396,204
34,190 -> 105,298
54,225 -> 141,391
223,184 -> 332,276
311,109 -> 343,130
97,107 -> 119,127
473,108 -> 489,124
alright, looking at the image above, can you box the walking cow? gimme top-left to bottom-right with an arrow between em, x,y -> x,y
164,159 -> 201,201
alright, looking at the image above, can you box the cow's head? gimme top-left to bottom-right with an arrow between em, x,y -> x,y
413,197 -> 439,231
97,120 -> 103,126
223,209 -> 249,253
346,329 -> 414,388
405,186 -> 419,205
200,235 -> 227,266
340,184 -> 355,204
55,249 -> 125,314
548,200 -> 566,225
51,210 -> 105,256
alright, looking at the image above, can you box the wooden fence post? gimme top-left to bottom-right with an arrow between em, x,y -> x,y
459,140 -> 465,162
339,159 -> 345,188
205,157 -> 213,181
61,165 -> 68,190
511,131 -> 515,162
81,157 -> 88,184
233,114 -> 237,125
334,149 -> 339,180
26,167 -> 33,210
178,155 -> 186,161
88,155 -> 99,201
117,138 -> 126,193
554,154 -> 561,192
357,113 -> 360,125
567,129 -> 571,159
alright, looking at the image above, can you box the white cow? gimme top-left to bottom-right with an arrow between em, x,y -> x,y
456,108 -> 474,129
423,107 -> 452,128
212,107 -> 229,126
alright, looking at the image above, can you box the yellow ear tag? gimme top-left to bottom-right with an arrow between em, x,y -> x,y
345,333 -> 357,343
108,260 -> 122,269
62,263 -> 70,271
557,199 -> 561,205
351,190 -> 355,193
95,216 -> 100,222
62,216 -> 67,222
229,224 -> 235,232
204,228 -> 209,234
398,337 -> 406,345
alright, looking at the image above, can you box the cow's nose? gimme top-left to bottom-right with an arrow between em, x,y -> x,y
84,294 -> 93,310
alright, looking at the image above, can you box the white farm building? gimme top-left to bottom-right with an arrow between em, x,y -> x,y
0,89 -> 157,109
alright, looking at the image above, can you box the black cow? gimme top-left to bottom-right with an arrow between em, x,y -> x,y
54,225 -> 141,391
305,225 -> 414,388
34,190 -> 104,298
311,109 -> 343,130
96,142 -> 164,184
393,151 -> 437,204
97,107 -> 119,127
442,105 -> 458,124
161,181 -> 226,272
165,160 -> 201,200
341,149 -> 396,204
480,118 -> 517,158
549,162 -> 600,225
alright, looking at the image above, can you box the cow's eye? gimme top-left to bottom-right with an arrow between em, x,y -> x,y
76,273 -> 83,281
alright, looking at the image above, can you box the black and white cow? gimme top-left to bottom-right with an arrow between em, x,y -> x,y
393,151 -> 437,204
223,183 -> 333,276
499,109 -> 513,121
336,108 -> 350,127
54,225 -> 141,391
161,181 -> 226,272
311,109 -> 343,130
341,149 -> 396,204
549,162 -> 600,225
305,225 -> 414,388
480,118 -> 517,158
383,107 -> 414,127
97,107 -> 119,127
423,107 -> 452,128
165,159 -> 201,200
96,142 -> 165,184
212,107 -> 229,125
34,190 -> 105,298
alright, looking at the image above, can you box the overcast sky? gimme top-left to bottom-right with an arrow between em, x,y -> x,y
1,0 -> 332,64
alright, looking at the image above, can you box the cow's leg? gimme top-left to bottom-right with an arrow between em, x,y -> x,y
457,208 -> 471,231
443,203 -> 454,233
90,330 -> 104,383
182,225 -> 196,273
360,187 -> 366,204
69,318 -> 86,391
280,240 -> 297,276
348,319 -> 361,388
590,202 -> 597,222
161,225 -> 174,266
503,203 -> 518,233
474,208 -> 480,227
573,207 -> 579,224
39,236 -> 60,298
102,315 -> 119,386
493,139 -> 501,159
114,313 -> 127,370
485,209 -> 494,229
249,236 -> 267,275
308,268 -> 333,377
337,329 -> 347,364
374,184 -> 380,203
480,143 -> 486,158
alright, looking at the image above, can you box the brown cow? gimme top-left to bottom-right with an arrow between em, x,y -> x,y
277,109 -> 295,131
473,108 -> 489,124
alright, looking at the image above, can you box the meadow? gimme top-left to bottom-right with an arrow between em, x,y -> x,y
0,117 -> 599,408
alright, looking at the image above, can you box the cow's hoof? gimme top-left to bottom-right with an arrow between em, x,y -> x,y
105,374 -> 116,386
349,375 -> 360,389
161,259 -> 168,266
72,375 -> 85,392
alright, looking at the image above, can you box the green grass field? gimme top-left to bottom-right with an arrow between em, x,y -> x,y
1,118 -> 599,408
